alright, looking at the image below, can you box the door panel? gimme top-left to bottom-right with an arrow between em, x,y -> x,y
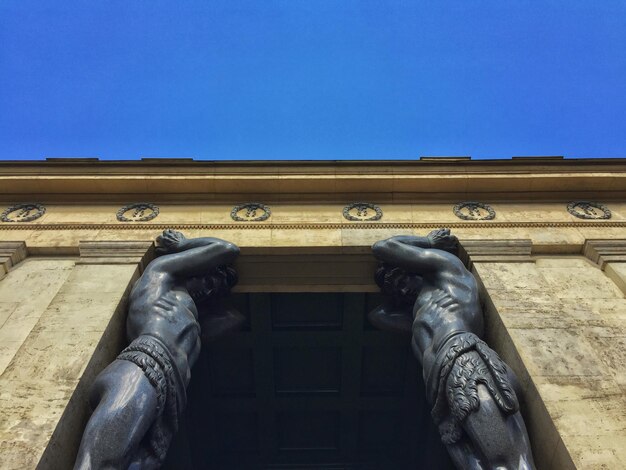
165,293 -> 453,470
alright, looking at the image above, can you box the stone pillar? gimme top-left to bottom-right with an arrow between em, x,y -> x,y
582,239 -> 626,405
460,239 -> 564,469
467,239 -> 626,469
0,241 -> 153,469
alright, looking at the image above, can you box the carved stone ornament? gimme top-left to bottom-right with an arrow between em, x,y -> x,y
1,203 -> 46,222
453,201 -> 496,221
230,203 -> 271,222
116,203 -> 160,222
567,201 -> 611,220
342,202 -> 383,221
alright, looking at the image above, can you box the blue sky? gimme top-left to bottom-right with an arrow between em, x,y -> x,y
1,1 -> 625,161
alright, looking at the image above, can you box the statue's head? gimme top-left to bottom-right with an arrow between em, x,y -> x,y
427,228 -> 459,256
375,263 -> 422,304
187,265 -> 238,304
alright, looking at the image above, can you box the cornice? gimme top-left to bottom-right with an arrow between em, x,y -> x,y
2,160 -> 625,176
1,158 -> 626,198
0,156 -> 623,169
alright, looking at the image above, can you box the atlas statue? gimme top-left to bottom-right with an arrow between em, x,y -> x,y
370,229 -> 536,470
74,230 -> 244,469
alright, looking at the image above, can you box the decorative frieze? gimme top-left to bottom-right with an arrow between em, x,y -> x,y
0,221 -> 625,231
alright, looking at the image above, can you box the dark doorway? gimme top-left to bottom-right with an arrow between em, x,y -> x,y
164,293 -> 453,470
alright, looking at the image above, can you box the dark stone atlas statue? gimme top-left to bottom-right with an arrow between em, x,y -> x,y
370,229 -> 536,470
74,230 -> 244,469
75,228 -> 535,469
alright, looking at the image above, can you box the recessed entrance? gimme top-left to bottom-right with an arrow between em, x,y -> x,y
164,292 -> 453,469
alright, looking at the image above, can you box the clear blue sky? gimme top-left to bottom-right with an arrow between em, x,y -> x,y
1,1 -> 625,160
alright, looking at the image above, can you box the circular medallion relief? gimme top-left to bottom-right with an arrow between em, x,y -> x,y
116,203 -> 160,222
343,202 -> 383,221
566,201 -> 611,220
230,203 -> 271,222
453,202 -> 496,221
1,203 -> 46,222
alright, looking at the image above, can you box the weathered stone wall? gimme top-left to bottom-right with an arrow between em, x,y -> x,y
0,247 -> 148,469
475,255 -> 626,469
0,258 -> 75,376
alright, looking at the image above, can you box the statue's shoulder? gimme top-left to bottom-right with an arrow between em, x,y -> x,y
430,248 -> 465,269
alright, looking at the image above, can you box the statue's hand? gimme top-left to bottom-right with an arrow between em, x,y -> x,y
156,229 -> 187,255
368,304 -> 413,335
427,228 -> 458,252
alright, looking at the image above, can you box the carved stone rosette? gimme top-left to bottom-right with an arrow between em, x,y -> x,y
453,202 -> 496,221
230,203 -> 271,222
1,203 -> 46,222
567,201 -> 611,220
342,202 -> 383,221
116,203 -> 160,222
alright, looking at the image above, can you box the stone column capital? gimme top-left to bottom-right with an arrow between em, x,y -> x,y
0,241 -> 27,280
583,239 -> 626,269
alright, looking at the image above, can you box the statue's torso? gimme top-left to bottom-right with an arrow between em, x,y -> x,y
127,275 -> 201,386
412,268 -> 484,369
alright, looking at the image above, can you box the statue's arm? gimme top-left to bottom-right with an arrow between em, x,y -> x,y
372,238 -> 447,274
155,235 -> 227,255
372,229 -> 460,275
150,230 -> 240,278
381,235 -> 432,248
368,301 -> 413,334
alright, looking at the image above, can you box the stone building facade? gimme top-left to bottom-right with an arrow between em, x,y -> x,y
0,157 -> 625,469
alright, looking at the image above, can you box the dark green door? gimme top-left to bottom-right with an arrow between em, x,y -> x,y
165,293 -> 453,470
